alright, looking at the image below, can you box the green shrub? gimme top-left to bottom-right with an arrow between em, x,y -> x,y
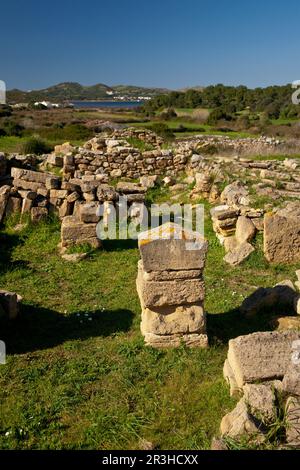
206,108 -> 234,125
3,121 -> 24,136
160,107 -> 177,121
0,105 -> 12,117
37,124 -> 92,141
149,122 -> 174,140
22,136 -> 53,155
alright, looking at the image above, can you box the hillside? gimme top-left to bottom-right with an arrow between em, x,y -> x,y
6,82 -> 170,103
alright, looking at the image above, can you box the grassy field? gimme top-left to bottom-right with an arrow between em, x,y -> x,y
0,136 -> 86,154
0,195 -> 298,450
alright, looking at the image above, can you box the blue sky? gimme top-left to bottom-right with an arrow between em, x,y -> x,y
0,0 -> 299,90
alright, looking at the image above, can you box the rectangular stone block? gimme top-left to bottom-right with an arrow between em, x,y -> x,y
13,178 -> 42,192
138,261 -> 202,281
141,303 -> 206,336
61,216 -> 100,247
264,204 -> 300,263
79,203 -> 101,223
143,332 -> 208,348
227,331 -> 300,388
5,196 -> 22,216
138,223 -> 208,272
137,270 -> 205,307
11,168 -> 48,184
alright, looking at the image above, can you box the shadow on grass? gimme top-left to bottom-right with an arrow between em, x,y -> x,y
207,308 -> 277,345
102,239 -> 138,252
0,231 -> 29,275
1,305 -> 134,354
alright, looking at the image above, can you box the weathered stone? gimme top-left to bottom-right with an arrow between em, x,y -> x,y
243,383 -> 277,423
138,223 -> 208,272
210,205 -> 238,221
220,399 -> 265,439
50,190 -> 69,199
283,363 -> 300,397
140,175 -> 158,189
47,154 -> 63,167
21,197 -> 33,214
210,438 -> 228,451
143,332 -> 208,348
61,216 -> 101,248
223,359 -> 240,397
0,185 -> 10,222
285,397 -> 300,446
11,168 -> 44,183
224,242 -> 255,266
45,177 -> 60,190
141,303 -> 206,336
272,316 -> 300,331
31,207 -> 48,223
59,200 -> 73,218
0,290 -> 22,319
96,184 -> 118,202
5,196 -> 22,216
61,253 -> 88,262
227,331 -> 300,388
223,236 -> 239,253
139,262 -> 202,282
264,203 -> 300,264
13,178 -> 43,192
116,182 -> 146,194
221,181 -> 250,207
137,272 -> 205,308
235,216 -> 256,244
79,203 -> 101,223
55,142 -> 75,155
66,191 -> 80,203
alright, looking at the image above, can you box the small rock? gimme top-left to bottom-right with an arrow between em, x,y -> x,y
223,242 -> 255,266
235,216 -> 256,244
61,253 -> 88,262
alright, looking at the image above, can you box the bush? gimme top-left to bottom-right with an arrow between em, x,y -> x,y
22,136 -> 53,155
37,124 -> 92,141
0,105 -> 12,117
206,108 -> 233,125
149,122 -> 174,140
2,121 -> 24,136
160,108 -> 177,121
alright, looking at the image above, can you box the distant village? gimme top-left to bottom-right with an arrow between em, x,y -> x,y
10,90 -> 152,110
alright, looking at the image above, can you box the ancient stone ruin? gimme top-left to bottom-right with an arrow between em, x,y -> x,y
136,222 -> 208,348
218,330 -> 300,448
264,202 -> 300,264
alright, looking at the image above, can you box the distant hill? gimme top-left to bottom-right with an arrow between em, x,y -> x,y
7,82 -> 171,103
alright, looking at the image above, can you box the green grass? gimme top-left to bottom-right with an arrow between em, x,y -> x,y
0,136 -> 29,153
0,205 -> 298,450
126,120 -> 256,139
0,136 -> 85,154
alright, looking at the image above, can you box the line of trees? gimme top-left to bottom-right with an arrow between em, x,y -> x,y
141,84 -> 300,120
